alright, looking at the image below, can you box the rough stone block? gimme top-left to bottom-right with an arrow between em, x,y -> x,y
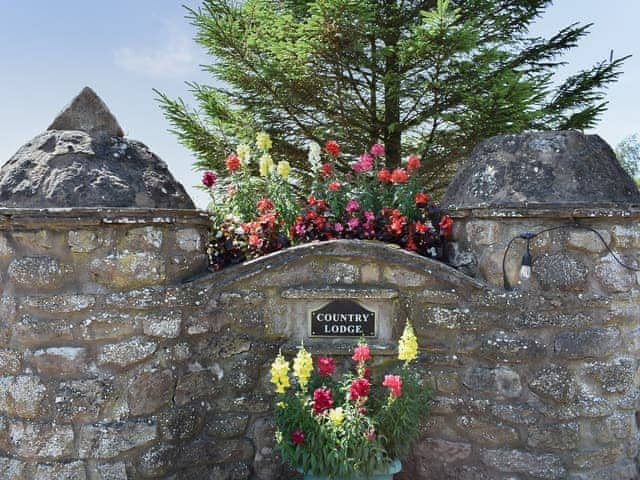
611,224 -> 640,249
138,443 -> 176,477
33,347 -> 87,378
33,461 -> 87,480
128,369 -> 174,416
1,419 -> 75,459
414,438 -> 472,464
382,266 -> 426,287
490,403 -> 539,425
78,421 -> 157,459
0,349 -> 22,375
176,228 -> 202,252
105,288 -> 165,310
54,378 -> 121,423
98,337 -> 157,368
594,253 -> 637,293
158,405 -> 205,441
89,252 -> 166,289
571,445 -> 624,470
529,364 -> 576,403
68,230 -> 100,253
462,366 -> 522,399
214,394 -> 271,414
526,422 -> 579,450
0,456 -> 25,478
566,229 -> 611,253
533,253 -> 588,291
13,314 -> 75,347
479,331 -> 546,362
0,375 -> 47,418
206,414 -> 249,439
567,461 -> 638,480
120,226 -> 163,250
545,391 -> 613,420
22,294 -> 95,313
456,415 -> 520,446
94,462 -> 128,480
480,449 -> 565,480
584,358 -> 635,393
80,312 -> 138,341
175,371 -> 220,406
8,256 -> 69,290
465,220 -> 501,246
141,312 -> 182,338
554,328 -> 620,359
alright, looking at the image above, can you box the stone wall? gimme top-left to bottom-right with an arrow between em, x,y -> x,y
0,204 -> 637,479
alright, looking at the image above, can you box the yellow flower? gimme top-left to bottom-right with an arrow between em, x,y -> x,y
398,321 -> 418,364
256,131 -> 272,151
237,143 -> 251,165
277,401 -> 286,409
270,351 -> 291,394
277,160 -> 291,179
275,430 -> 283,444
292,344 -> 313,389
259,153 -> 274,177
328,407 -> 344,426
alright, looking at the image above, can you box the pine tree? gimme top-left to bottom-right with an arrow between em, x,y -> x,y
157,0 -> 627,190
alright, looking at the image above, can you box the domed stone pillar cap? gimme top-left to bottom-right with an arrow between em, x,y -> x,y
444,130 -> 640,209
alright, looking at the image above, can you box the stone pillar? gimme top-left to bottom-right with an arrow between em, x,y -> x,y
443,131 -> 640,479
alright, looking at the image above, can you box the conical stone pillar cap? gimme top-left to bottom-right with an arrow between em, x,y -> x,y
47,86 -> 124,138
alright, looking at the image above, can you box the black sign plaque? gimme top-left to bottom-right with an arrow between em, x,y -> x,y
310,300 -> 376,337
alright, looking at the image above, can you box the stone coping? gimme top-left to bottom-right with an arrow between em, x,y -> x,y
187,239 -> 492,291
446,204 -> 640,219
0,207 -> 210,229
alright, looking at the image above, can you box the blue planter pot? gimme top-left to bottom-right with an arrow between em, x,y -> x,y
299,459 -> 401,480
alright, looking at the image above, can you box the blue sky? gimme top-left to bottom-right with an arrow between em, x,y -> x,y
1,1 -> 638,208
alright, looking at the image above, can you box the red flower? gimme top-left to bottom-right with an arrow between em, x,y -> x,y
349,378 -> 370,401
321,163 -> 333,178
291,430 -> 305,445
328,181 -> 341,191
257,198 -> 274,212
325,140 -> 341,157
365,427 -> 376,441
249,234 -> 261,247
439,215 -> 454,238
390,168 -> 409,184
352,344 -> 371,362
313,387 -> 334,415
407,154 -> 421,172
363,366 -> 371,379
415,192 -> 430,206
414,221 -> 428,234
317,356 -> 336,376
202,171 -> 217,187
383,374 -> 403,397
377,169 -> 392,183
226,153 -> 241,172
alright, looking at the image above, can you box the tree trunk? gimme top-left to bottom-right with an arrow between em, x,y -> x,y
382,2 -> 402,168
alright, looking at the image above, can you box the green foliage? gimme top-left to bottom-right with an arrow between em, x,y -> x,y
615,133 -> 640,180
159,0 -> 627,192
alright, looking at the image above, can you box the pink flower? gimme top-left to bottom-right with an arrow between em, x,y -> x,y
202,171 -> 217,187
334,223 -> 344,233
352,344 -> 371,362
352,153 -> 373,173
313,387 -> 334,415
291,430 -> 305,445
365,427 -> 376,441
363,210 -> 375,222
370,143 -> 385,156
349,377 -> 370,401
347,217 -> 360,230
345,199 -> 360,213
317,356 -> 336,376
383,374 -> 403,397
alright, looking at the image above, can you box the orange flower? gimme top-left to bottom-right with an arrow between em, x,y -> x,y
390,168 -> 408,184
407,154 -> 421,172
226,153 -> 241,172
328,181 -> 341,191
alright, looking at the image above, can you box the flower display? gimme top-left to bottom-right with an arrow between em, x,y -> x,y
271,334 -> 431,478
203,136 -> 452,271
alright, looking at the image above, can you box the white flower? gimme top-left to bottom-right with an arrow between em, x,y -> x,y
308,141 -> 322,172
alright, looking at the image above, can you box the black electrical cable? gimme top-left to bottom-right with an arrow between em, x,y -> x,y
502,222 -> 640,290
